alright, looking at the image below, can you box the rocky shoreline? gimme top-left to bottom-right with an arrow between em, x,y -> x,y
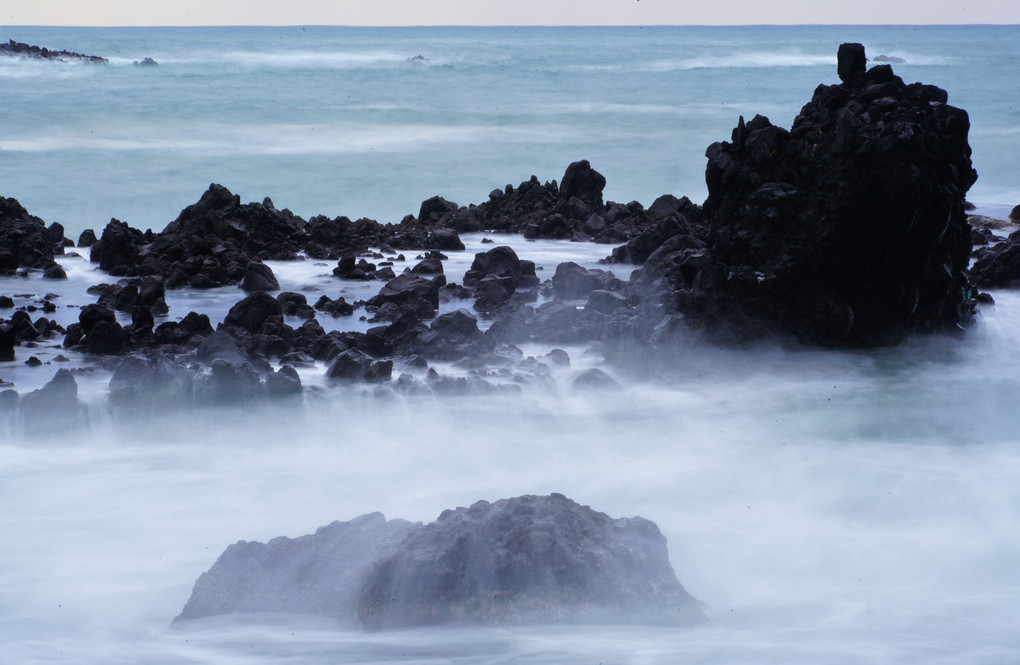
1,44 -> 1012,429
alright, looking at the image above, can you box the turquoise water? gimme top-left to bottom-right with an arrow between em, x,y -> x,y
3,25 -> 1019,235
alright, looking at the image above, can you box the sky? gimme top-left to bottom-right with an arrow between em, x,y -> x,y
6,0 -> 1020,27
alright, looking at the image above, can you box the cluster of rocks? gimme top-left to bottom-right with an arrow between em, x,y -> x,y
403,159 -> 665,245
2,43 -> 1002,415
969,206 -> 1020,288
0,39 -> 108,63
1,196 -> 73,279
175,493 -> 704,629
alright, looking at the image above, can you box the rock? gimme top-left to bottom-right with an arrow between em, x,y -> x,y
531,301 -> 606,344
264,365 -> 302,396
545,348 -> 570,366
42,264 -> 67,279
134,57 -> 158,66
197,358 -> 262,404
223,291 -> 283,334
239,262 -> 280,292
464,245 -> 533,288
359,494 -> 703,629
18,368 -> 88,432
559,159 -> 607,208
572,368 -> 624,392
89,218 -> 146,276
0,323 -> 15,361
425,228 -> 465,251
368,275 -> 439,314
0,39 -> 108,63
0,389 -> 18,413
1010,205 -> 1020,223
177,495 -> 703,630
418,309 -> 496,361
837,42 -> 867,85
175,513 -> 419,624
109,353 -> 196,409
326,348 -> 391,382
196,330 -> 250,367
78,304 -> 116,335
0,196 -> 61,272
83,319 -> 126,355
664,43 -> 977,346
77,228 -> 98,247
971,240 -> 1020,288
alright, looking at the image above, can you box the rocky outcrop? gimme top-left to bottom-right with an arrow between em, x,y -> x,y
176,494 -> 703,629
0,39 -> 107,63
629,43 -> 977,346
0,196 -> 66,273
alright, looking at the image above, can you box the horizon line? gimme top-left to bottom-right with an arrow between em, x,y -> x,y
7,22 -> 1020,29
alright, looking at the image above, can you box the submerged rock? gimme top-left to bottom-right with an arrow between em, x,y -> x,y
176,494 -> 703,630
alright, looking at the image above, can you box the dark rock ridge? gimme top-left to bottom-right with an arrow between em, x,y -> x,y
175,494 -> 704,629
0,39 -> 107,63
626,43 -> 977,346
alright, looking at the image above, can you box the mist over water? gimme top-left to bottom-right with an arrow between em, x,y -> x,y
3,24 -> 1020,664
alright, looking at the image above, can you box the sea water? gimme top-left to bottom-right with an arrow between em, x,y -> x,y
2,25 -> 1020,664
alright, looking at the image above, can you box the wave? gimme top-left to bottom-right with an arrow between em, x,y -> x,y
0,121 -> 578,156
567,49 -> 952,74
154,49 -> 449,71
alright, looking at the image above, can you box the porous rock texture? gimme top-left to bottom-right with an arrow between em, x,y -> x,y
637,43 -> 978,346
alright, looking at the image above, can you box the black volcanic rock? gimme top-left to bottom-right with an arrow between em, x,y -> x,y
176,494 -> 703,630
635,43 -> 976,346
239,261 -> 280,292
0,196 -> 61,272
223,291 -> 283,334
0,39 -> 108,63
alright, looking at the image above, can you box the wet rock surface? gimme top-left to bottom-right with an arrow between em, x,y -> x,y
176,494 -> 704,629
629,42 -> 977,346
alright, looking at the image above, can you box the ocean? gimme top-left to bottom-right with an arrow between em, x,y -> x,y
2,25 -> 1020,664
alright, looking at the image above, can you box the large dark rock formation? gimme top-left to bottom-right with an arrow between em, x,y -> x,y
176,494 -> 703,629
634,43 -> 977,346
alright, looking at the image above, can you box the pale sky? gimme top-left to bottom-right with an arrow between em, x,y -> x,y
6,0 -> 1020,27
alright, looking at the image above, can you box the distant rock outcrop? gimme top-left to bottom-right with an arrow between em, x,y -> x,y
176,494 -> 704,629
0,39 -> 107,63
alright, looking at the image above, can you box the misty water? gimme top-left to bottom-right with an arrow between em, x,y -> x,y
3,240 -> 1020,663
3,24 -> 1020,664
